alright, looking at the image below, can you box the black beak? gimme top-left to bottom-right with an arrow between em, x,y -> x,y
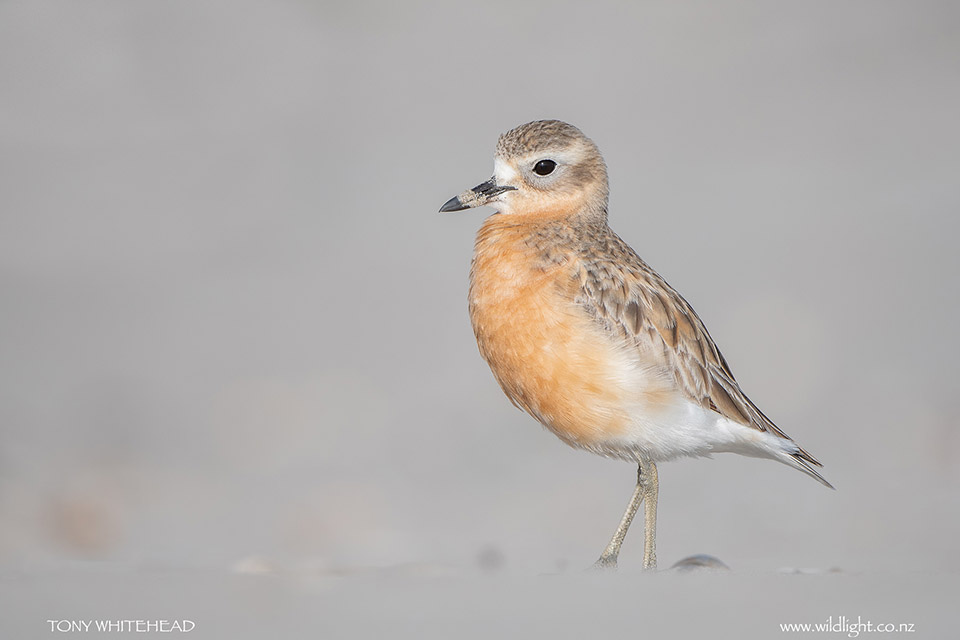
439,195 -> 467,213
439,179 -> 517,213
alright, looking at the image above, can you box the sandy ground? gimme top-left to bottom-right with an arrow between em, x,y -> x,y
1,0 -> 958,636
3,563 -> 957,638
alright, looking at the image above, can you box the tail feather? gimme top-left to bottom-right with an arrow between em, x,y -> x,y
779,450 -> 834,489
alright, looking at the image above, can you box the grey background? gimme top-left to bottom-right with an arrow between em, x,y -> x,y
2,0 -> 958,637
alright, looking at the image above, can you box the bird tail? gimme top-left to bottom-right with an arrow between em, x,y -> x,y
775,446 -> 834,489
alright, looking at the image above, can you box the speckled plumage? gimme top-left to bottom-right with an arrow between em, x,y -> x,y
443,119 -> 831,570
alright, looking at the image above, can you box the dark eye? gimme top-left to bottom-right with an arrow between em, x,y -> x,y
533,159 -> 556,176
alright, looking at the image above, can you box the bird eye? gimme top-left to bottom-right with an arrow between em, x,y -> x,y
533,159 -> 556,176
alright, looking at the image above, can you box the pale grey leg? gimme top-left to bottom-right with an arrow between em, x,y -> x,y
593,460 -> 658,571
593,469 -> 644,570
641,461 -> 658,570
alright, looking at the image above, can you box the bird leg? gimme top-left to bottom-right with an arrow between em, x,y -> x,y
593,459 -> 658,571
641,460 -> 658,570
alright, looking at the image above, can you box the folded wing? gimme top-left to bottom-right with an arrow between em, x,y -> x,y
573,229 -> 828,483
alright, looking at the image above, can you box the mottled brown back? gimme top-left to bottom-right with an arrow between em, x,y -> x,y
566,219 -> 824,469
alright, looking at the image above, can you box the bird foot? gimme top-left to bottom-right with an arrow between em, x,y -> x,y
591,555 -> 619,571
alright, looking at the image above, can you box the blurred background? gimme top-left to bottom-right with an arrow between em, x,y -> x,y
1,0 -> 958,636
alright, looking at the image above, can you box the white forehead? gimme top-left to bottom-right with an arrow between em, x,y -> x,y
493,157 -> 519,186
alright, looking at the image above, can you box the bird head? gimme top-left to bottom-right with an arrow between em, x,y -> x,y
440,120 -> 609,221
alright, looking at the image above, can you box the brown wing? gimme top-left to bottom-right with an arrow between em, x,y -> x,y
573,228 -> 824,469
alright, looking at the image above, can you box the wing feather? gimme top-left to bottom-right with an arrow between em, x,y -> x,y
575,229 -> 824,470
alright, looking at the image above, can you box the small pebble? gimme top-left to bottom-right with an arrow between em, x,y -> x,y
670,554 -> 731,572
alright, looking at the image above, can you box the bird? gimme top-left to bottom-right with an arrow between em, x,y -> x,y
439,119 -> 832,571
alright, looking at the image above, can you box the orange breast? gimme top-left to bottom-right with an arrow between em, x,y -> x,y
468,216 -> 632,450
